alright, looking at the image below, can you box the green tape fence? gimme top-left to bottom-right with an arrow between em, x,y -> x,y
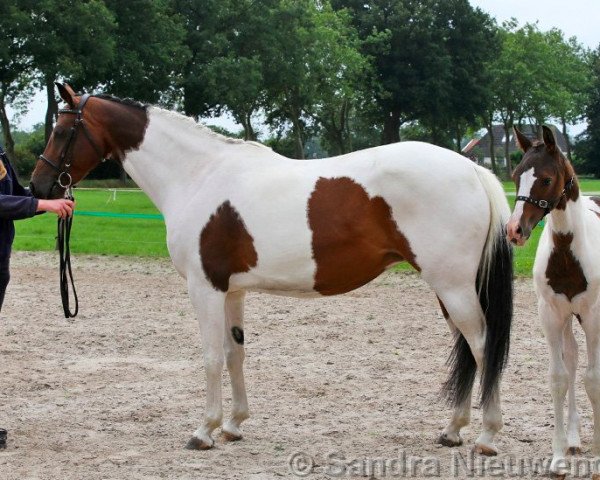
75,211 -> 164,220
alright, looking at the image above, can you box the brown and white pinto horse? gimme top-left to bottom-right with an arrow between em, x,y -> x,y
30,83 -> 513,454
508,126 -> 600,476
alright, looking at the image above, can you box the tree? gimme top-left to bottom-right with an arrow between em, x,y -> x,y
102,0 -> 190,104
176,0 -> 234,121
261,0 -> 364,158
542,31 -> 591,159
176,0 -> 271,140
484,22 -> 591,178
333,0 -> 496,147
579,48 -> 600,177
23,0 -> 116,141
311,6 -> 368,155
0,1 -> 34,161
418,1 -> 498,151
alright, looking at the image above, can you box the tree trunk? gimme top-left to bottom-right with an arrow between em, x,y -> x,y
503,123 -> 512,178
291,116 -> 304,159
561,117 -> 571,160
487,125 -> 498,176
45,75 -> 58,142
455,125 -> 462,152
0,90 -> 16,162
240,111 -> 257,141
382,110 -> 401,144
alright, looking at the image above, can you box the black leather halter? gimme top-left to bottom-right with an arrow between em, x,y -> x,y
516,176 -> 575,216
38,94 -> 105,193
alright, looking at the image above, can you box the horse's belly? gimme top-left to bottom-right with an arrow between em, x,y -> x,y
229,272 -> 319,297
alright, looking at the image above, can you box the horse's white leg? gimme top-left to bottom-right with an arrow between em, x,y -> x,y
436,297 -> 472,448
186,282 -> 227,450
436,288 -> 502,455
563,317 -> 581,455
477,388 -> 503,456
580,314 -> 600,465
222,290 -> 250,441
438,391 -> 472,448
540,302 -> 570,475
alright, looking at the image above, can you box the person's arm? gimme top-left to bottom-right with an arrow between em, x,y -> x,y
0,196 -> 75,220
36,198 -> 75,219
4,154 -> 31,198
0,194 -> 38,220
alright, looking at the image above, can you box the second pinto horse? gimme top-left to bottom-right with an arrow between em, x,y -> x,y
508,126 -> 600,476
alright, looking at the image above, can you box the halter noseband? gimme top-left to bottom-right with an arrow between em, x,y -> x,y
39,93 -> 105,193
516,176 -> 575,216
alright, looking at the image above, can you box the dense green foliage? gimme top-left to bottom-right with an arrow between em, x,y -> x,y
576,49 -> 600,176
0,0 -> 598,173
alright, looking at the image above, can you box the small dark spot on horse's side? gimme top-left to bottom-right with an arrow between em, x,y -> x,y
232,326 -> 244,345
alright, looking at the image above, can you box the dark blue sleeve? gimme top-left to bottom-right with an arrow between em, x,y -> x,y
7,159 -> 32,198
0,194 -> 38,220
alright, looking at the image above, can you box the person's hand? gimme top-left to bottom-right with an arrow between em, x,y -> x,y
37,198 -> 75,219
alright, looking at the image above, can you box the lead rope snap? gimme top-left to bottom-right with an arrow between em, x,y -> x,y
57,187 -> 78,318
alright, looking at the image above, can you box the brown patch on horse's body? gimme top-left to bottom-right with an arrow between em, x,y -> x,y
545,232 -> 587,301
200,201 -> 258,292
308,177 -> 418,296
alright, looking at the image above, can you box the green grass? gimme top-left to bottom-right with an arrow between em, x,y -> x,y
13,189 -> 168,257
13,180 -> 600,275
502,178 -> 600,193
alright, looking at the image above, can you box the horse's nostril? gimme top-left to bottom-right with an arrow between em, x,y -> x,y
516,225 -> 522,236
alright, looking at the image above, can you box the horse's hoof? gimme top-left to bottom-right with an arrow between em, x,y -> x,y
437,433 -> 462,447
222,430 -> 243,442
567,446 -> 581,455
185,436 -> 214,450
473,444 -> 498,456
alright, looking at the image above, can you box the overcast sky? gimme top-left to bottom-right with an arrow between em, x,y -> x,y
470,0 -> 600,49
10,1 -> 599,132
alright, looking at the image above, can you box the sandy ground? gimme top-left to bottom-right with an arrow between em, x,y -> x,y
0,252 -> 594,479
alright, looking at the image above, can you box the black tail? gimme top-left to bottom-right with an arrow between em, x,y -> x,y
442,225 -> 513,408
442,329 -> 477,408
478,225 -> 513,407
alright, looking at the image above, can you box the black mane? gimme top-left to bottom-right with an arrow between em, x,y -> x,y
91,93 -> 147,110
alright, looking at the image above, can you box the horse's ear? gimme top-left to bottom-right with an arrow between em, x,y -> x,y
55,82 -> 77,109
542,125 -> 557,153
513,127 -> 532,153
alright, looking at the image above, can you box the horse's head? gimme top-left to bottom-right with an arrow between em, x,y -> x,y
506,125 -> 577,246
30,83 -> 148,199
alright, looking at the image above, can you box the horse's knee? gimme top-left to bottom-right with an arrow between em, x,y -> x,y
550,371 -> 569,398
225,346 -> 245,367
203,353 -> 224,375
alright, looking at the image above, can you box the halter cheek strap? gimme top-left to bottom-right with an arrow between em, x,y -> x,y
38,93 -> 106,195
516,176 -> 575,216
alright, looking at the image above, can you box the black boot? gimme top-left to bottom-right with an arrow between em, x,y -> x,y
0,429 -> 6,449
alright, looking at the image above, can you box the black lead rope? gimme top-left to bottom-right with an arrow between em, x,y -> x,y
57,192 -> 78,318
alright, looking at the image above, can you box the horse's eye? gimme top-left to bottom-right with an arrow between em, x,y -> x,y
543,178 -> 552,186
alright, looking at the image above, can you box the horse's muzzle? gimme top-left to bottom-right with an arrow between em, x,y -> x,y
506,218 -> 529,246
